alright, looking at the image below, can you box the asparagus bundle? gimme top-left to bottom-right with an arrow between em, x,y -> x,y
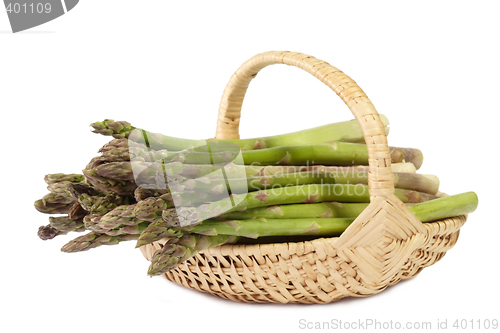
137,191 -> 475,249
164,184 -> 439,228
33,116 -> 478,279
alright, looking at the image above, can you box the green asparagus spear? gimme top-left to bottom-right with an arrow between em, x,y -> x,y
91,115 -> 390,151
147,234 -> 237,276
61,232 -> 138,253
178,217 -> 354,238
218,202 -> 368,220
407,191 -> 478,223
140,142 -> 422,168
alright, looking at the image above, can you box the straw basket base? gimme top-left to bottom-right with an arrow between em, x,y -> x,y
140,214 -> 466,304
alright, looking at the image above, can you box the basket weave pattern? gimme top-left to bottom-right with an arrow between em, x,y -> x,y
140,51 -> 467,303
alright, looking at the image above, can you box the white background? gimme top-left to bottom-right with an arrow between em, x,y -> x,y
1,1 -> 499,332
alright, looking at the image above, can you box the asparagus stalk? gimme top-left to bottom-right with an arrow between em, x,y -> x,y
61,232 -> 138,253
166,184 -> 438,227
218,202 -> 368,220
216,116 -> 390,149
147,234 -> 237,276
178,217 -> 355,238
393,173 -> 439,194
407,191 -> 478,222
91,115 -> 390,151
389,163 -> 416,173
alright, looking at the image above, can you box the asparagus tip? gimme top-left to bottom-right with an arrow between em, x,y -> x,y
38,225 -> 59,240
135,241 -> 147,248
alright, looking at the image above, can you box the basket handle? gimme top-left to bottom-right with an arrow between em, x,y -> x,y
216,51 -> 394,199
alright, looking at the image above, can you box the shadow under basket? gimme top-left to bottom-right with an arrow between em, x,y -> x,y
140,51 -> 468,304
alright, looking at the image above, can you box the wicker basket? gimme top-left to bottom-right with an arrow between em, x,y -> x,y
140,51 -> 467,304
